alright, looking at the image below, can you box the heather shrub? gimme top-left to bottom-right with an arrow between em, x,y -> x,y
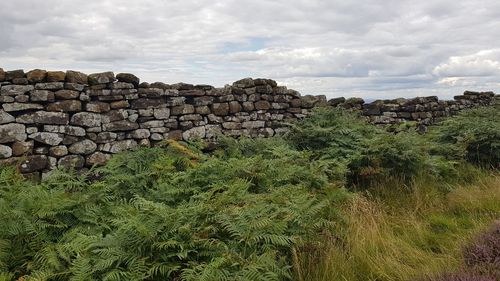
463,221 -> 500,279
424,272 -> 496,281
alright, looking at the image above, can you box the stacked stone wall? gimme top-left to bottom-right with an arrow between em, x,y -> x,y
0,68 -> 497,178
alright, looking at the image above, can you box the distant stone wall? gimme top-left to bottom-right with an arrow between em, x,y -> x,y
0,68 -> 497,179
330,91 -> 497,131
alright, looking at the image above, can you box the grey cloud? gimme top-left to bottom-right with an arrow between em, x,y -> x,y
0,0 -> 499,99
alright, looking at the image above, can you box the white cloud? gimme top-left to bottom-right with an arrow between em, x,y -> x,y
0,0 -> 499,99
433,49 -> 500,77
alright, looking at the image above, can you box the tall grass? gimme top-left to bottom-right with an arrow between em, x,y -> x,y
296,173 -> 500,281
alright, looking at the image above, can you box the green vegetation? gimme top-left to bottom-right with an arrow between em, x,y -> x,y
0,105 -> 499,281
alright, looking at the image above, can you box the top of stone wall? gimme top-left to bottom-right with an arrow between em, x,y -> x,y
1,68 -> 497,108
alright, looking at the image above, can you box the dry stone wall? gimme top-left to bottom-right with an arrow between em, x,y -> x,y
0,68 -> 497,179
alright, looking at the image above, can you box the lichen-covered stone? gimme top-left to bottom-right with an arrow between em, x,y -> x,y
0,145 -> 12,158
182,126 -> 206,140
2,102 -> 43,112
138,88 -> 165,98
86,152 -> 111,166
58,155 -> 85,169
116,73 -> 140,86
233,78 -> 255,88
46,71 -> 66,82
1,85 -> 34,96
66,70 -> 88,84
17,111 -> 69,125
88,72 -> 115,85
47,100 -> 82,112
171,104 -> 195,115
0,96 -> 15,103
49,145 -> 68,157
102,120 -> 139,131
68,140 -> 97,155
110,100 -> 129,109
26,69 -> 47,83
254,100 -> 271,110
29,132 -> 63,146
43,125 -> 86,136
5,70 -> 24,81
0,110 -> 15,124
19,155 -> 48,173
55,90 -> 80,99
35,82 -> 64,90
102,139 -> 138,153
86,102 -> 111,113
11,141 -> 34,156
0,123 -> 27,143
111,82 -> 135,90
71,112 -> 102,127
130,98 -> 167,109
129,129 -> 151,139
242,121 -> 265,129
211,103 -> 229,115
31,90 -> 55,102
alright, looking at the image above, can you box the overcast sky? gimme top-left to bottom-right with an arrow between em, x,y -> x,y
1,0 -> 500,99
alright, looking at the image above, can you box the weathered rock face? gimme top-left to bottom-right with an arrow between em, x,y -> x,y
0,110 -> 15,124
0,144 -> 12,158
68,140 -> 97,155
16,111 -> 69,125
88,72 -> 115,85
0,68 -> 497,179
26,69 -> 47,83
29,132 -> 64,146
66,70 -> 88,84
0,123 -> 27,143
116,73 -> 140,86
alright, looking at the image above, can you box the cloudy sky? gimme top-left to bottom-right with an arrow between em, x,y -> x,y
1,0 -> 500,99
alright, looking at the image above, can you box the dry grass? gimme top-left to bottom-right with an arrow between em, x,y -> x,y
295,173 -> 500,281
